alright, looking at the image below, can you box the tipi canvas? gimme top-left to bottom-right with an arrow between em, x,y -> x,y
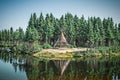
54,32 -> 69,48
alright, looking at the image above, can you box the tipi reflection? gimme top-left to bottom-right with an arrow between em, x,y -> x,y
52,60 -> 70,80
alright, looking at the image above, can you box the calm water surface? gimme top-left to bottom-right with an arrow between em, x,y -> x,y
0,52 -> 120,80
0,59 -> 27,80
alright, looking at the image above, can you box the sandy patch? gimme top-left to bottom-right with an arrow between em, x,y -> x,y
33,48 -> 88,57
41,48 -> 87,53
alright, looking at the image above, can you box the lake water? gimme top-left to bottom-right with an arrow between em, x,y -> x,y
0,52 -> 120,80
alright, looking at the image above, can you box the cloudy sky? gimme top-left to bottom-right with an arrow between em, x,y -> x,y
0,0 -> 120,31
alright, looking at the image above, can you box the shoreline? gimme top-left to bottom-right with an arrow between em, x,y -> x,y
33,48 -> 120,58
33,48 -> 88,55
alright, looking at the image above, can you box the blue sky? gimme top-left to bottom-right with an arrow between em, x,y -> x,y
0,0 -> 120,31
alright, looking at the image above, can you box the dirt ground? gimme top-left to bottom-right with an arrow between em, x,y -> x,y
41,48 -> 88,53
33,48 -> 88,57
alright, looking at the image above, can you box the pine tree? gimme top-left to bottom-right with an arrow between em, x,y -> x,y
28,14 -> 34,28
38,13 -> 45,41
44,13 -> 54,44
0,31 -> 1,41
87,17 -> 94,47
103,18 -> 114,46
13,29 -> 19,44
7,29 -> 10,43
33,13 -> 37,28
97,17 -> 105,46
65,13 -> 75,45
79,15 -> 88,46
1,30 -> 5,41
60,15 -> 67,32
18,27 -> 24,41
114,24 -> 119,45
53,18 -> 61,43
93,17 -> 101,47
73,15 -> 80,46
25,27 -> 39,43
44,14 -> 50,43
10,27 -> 13,41
49,13 -> 55,45
118,23 -> 120,45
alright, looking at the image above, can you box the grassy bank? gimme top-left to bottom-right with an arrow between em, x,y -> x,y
33,51 -> 120,59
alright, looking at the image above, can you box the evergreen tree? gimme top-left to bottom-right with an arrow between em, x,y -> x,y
65,13 -> 75,45
60,15 -> 67,32
73,15 -> 80,46
28,14 -> 34,28
44,13 -> 54,44
1,30 -> 5,41
79,15 -> 88,46
93,17 -> 101,47
44,14 -> 50,43
38,13 -> 45,41
97,17 -> 105,46
103,18 -> 114,46
114,24 -> 119,45
10,27 -> 13,41
18,27 -> 24,41
33,13 -> 37,28
7,29 -> 10,42
0,31 -> 1,41
4,29 -> 8,42
117,23 -> 120,45
25,27 -> 39,43
13,29 -> 19,43
87,17 -> 94,47
49,13 -> 55,45
53,18 -> 60,42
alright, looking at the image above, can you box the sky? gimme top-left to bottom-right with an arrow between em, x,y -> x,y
0,0 -> 120,31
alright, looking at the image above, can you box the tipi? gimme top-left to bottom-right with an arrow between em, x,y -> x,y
54,32 -> 69,48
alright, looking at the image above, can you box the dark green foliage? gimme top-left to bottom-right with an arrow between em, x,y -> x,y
0,31 -> 2,41
87,17 -> 94,47
0,12 -> 120,54
37,13 -> 45,41
21,42 -> 42,54
10,27 -> 13,41
34,44 -> 42,52
25,27 -> 39,42
18,27 -> 24,41
13,29 -> 19,41
42,43 -> 52,49
97,46 -> 120,54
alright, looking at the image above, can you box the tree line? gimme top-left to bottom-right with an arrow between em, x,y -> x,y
0,12 -> 120,48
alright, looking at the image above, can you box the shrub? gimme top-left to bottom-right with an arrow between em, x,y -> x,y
33,44 -> 42,52
68,44 -> 76,48
42,43 -> 52,49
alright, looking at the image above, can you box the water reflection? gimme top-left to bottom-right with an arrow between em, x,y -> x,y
25,59 -> 70,80
0,52 -> 27,80
25,57 -> 120,80
52,60 -> 70,80
0,52 -> 120,80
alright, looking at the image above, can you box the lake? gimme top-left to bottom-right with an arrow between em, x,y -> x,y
0,52 -> 120,80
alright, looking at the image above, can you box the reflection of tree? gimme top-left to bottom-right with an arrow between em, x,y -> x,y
23,57 -> 120,80
38,61 -> 46,80
12,63 -> 17,72
0,52 -> 27,73
25,59 -> 71,80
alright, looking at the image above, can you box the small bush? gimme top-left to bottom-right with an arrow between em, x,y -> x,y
51,54 -> 55,58
42,43 -> 52,49
68,44 -> 75,48
34,44 -> 42,52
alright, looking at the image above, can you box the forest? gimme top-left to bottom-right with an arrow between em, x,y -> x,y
0,12 -> 120,54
